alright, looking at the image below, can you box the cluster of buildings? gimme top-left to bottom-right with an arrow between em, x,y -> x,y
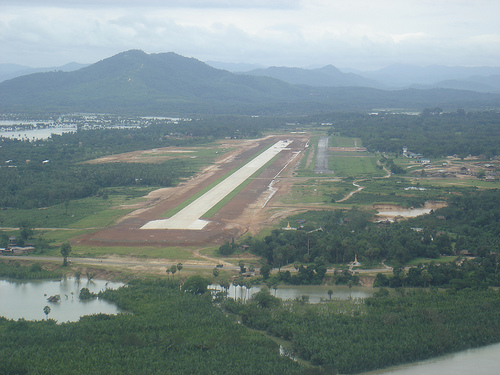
403,146 -> 498,181
0,236 -> 35,255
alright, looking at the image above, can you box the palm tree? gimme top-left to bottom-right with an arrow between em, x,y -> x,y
177,263 -> 183,275
328,289 -> 334,300
347,280 -> 353,299
272,283 -> 278,296
60,242 -> 71,267
213,267 -> 220,278
43,305 -> 51,320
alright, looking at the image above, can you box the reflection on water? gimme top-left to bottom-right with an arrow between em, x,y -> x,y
210,284 -> 373,303
361,342 -> 500,375
376,201 -> 447,221
0,277 -> 124,322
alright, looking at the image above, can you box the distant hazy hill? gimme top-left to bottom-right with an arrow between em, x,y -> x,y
243,65 -> 383,88
0,50 -> 499,114
410,75 -> 500,94
356,64 -> 500,92
219,62 -> 500,93
0,62 -> 88,83
205,61 -> 266,72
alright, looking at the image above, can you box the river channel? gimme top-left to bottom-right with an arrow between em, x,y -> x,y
0,277 -> 124,322
360,342 -> 500,375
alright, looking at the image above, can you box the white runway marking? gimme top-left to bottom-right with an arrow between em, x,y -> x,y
141,140 -> 290,230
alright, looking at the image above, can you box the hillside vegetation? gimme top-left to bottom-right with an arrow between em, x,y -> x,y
0,50 -> 499,114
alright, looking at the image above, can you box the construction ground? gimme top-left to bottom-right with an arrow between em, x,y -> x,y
75,135 -> 310,247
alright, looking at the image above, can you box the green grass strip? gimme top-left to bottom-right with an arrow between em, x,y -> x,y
202,152 -> 282,218
161,142 -> 275,218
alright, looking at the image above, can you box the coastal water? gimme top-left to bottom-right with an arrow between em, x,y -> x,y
0,277 -> 124,322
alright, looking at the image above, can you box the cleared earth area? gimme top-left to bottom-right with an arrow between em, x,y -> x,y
141,140 -> 293,230
75,135 -> 309,247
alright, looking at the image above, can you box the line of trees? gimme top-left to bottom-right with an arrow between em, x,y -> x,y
322,111 -> 500,158
0,260 -> 61,280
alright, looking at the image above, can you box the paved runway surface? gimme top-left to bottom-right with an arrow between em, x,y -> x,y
141,140 -> 291,230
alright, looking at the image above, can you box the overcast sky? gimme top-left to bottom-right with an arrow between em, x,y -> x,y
1,0 -> 499,70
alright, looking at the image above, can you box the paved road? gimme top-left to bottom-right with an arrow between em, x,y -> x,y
314,136 -> 334,174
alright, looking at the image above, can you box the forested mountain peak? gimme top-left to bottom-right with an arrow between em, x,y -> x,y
0,50 -> 499,114
0,50 -> 300,114
75,49 -> 230,83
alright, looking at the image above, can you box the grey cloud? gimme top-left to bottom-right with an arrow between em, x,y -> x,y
2,0 -> 300,9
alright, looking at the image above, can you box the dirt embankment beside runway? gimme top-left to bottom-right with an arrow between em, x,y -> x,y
75,135 -> 310,247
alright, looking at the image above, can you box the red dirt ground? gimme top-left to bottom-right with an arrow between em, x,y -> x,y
74,135 -> 310,247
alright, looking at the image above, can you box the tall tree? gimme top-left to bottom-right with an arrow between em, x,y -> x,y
43,305 -> 51,320
60,242 -> 71,267
212,267 -> 220,278
238,260 -> 245,274
170,265 -> 177,277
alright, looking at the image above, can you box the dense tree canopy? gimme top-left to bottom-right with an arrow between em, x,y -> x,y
322,111 -> 500,158
224,288 -> 500,374
226,189 -> 500,285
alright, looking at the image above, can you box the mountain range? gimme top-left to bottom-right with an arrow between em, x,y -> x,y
226,64 -> 500,93
0,62 -> 88,84
0,50 -> 499,115
241,65 -> 384,89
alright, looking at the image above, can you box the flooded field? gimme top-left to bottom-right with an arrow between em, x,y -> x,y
211,284 -> 373,303
375,201 -> 447,221
0,277 -> 124,322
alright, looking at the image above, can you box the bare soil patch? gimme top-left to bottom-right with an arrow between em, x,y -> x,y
83,146 -> 202,164
75,135 -> 310,247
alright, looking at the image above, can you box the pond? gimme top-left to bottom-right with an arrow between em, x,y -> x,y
375,201 -> 447,221
0,277 -> 124,322
211,284 -> 373,303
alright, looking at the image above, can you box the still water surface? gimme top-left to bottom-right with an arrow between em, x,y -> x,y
361,342 -> 500,375
0,126 -> 76,140
211,284 -> 372,303
0,277 -> 124,322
